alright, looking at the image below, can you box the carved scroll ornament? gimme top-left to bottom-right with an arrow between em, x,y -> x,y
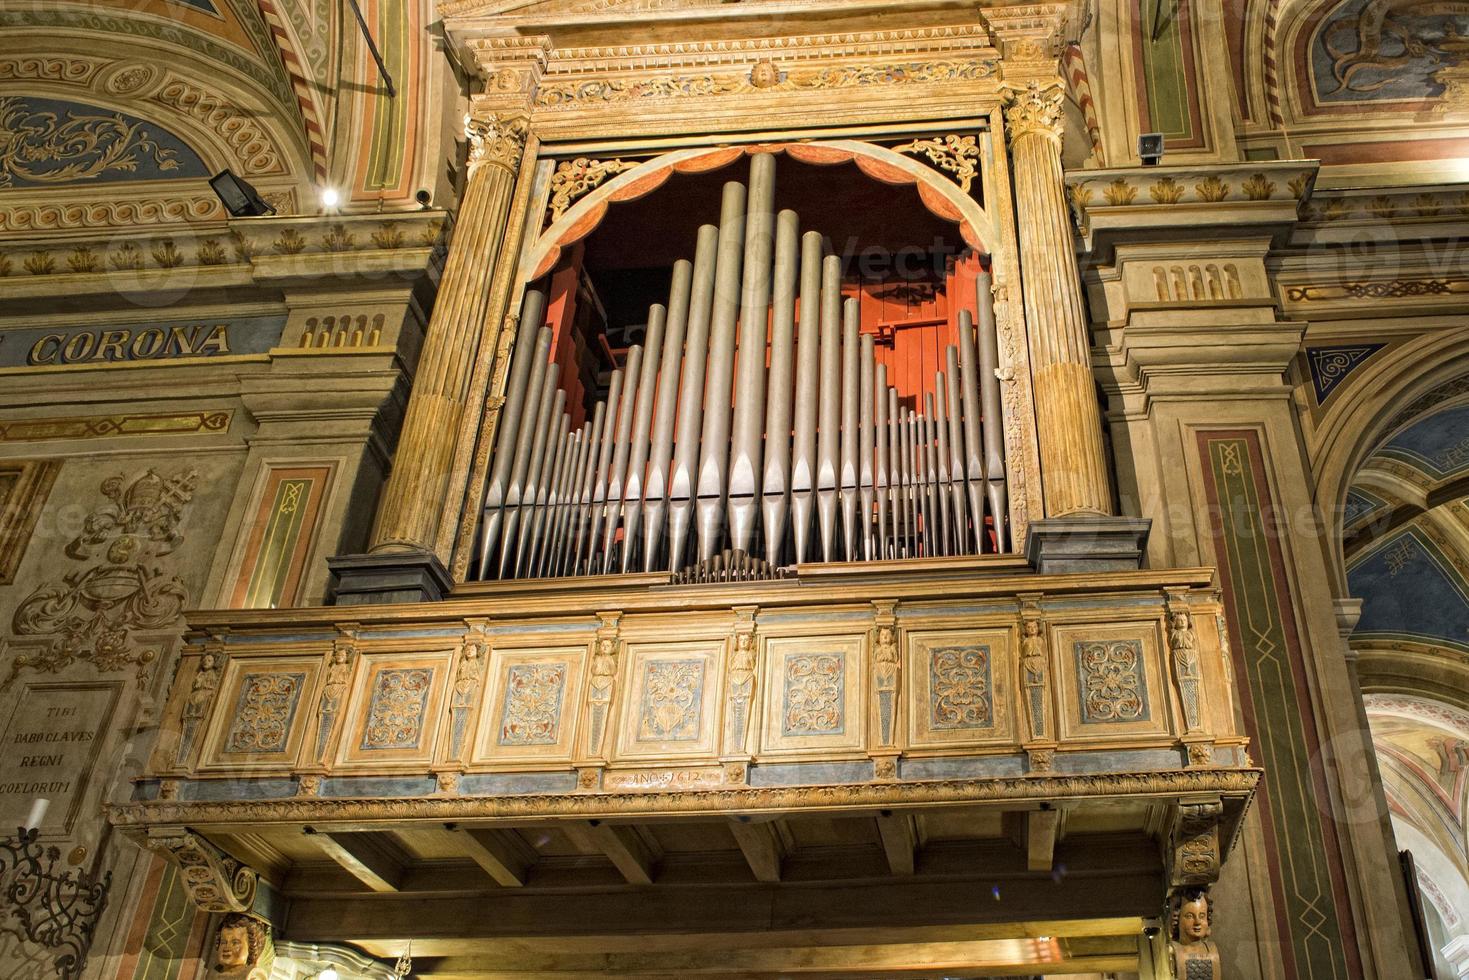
147,828 -> 257,913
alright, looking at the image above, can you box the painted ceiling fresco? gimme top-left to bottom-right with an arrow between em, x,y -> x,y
0,96 -> 208,189
1313,0 -> 1469,104
1378,402 -> 1469,483
1350,524 -> 1469,653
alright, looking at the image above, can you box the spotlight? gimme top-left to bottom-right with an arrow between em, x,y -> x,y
209,170 -> 274,217
321,186 -> 341,210
1138,132 -> 1165,166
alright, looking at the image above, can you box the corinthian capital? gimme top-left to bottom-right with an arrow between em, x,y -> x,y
466,112 -> 530,173
1002,79 -> 1066,144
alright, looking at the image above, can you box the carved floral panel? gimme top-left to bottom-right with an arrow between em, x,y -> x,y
637,659 -> 705,743
360,667 -> 434,751
928,645 -> 993,731
1074,640 -> 1150,724
224,671 -> 306,754
498,663 -> 567,746
781,654 -> 845,737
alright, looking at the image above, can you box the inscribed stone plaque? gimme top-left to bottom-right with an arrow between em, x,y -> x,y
0,682 -> 122,835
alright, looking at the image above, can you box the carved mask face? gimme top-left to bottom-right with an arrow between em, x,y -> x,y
215,925 -> 250,968
1178,897 -> 1210,942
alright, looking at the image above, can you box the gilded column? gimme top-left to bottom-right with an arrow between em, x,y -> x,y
368,112 -> 531,559
1003,80 -> 1113,518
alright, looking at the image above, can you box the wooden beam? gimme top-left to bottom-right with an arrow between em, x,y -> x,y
1026,808 -> 1061,872
452,826 -> 531,887
728,819 -> 784,883
308,830 -> 403,892
587,820 -> 657,885
875,810 -> 916,876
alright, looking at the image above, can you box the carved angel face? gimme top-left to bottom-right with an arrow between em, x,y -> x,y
213,914 -> 265,970
598,638 -> 614,656
1023,620 -> 1041,638
1178,896 -> 1210,941
750,60 -> 780,88
878,626 -> 894,645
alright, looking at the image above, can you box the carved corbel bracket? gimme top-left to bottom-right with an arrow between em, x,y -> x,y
1166,800 -> 1224,890
584,611 -> 622,762
723,606 -> 760,760
870,601 -> 901,761
147,827 -> 257,913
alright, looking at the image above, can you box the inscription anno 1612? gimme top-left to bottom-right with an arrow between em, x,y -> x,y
0,682 -> 120,834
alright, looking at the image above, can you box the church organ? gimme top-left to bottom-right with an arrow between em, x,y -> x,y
477,152 -> 1011,580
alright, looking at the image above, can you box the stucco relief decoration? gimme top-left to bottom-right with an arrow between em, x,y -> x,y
1315,0 -> 1469,105
1075,639 -> 1149,723
890,135 -> 980,194
0,96 -> 193,188
638,659 -> 704,742
929,645 -> 993,730
1002,80 -> 1065,142
547,157 -> 636,224
782,654 -> 844,736
9,468 -> 198,688
225,672 -> 306,754
360,668 -> 433,750
466,113 -> 530,172
498,663 -> 567,746
147,829 -> 256,914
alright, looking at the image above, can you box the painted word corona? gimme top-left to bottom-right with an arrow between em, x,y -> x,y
27,324 -> 231,365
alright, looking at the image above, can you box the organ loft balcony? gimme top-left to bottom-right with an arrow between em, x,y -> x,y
112,103 -> 1258,975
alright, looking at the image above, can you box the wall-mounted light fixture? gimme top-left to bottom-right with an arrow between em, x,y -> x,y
209,170 -> 275,217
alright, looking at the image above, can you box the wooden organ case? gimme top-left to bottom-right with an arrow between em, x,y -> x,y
112,3 -> 1258,978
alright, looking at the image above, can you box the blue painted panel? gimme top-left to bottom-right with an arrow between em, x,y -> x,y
899,755 -> 1025,780
321,775 -> 438,798
1307,344 -> 1384,403
1343,487 -> 1389,529
1350,527 -> 1469,652
0,96 -> 207,188
749,760 -> 873,786
182,778 -> 297,801
1380,403 -> 1469,481
457,771 -> 580,795
1050,747 -> 1185,773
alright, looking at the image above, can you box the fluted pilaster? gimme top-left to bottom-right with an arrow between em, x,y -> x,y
370,112 -> 531,555
1004,80 -> 1112,518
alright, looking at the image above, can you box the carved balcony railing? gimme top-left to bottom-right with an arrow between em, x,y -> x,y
111,560 -> 1256,973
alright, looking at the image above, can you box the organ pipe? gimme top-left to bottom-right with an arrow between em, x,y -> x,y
475,156 -> 1015,579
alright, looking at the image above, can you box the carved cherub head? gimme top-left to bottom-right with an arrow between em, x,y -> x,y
749,59 -> 780,88
1171,887 -> 1212,944
1022,619 -> 1041,638
213,913 -> 266,971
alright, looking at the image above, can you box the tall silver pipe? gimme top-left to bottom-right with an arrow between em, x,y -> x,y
668,225 -> 720,572
478,287 -> 547,578
762,210 -> 800,565
495,327 -> 553,578
695,181 -> 748,561
918,409 -> 938,558
512,379 -> 563,578
549,425 -> 590,577
815,254 -> 842,562
566,401 -> 607,577
599,344 -> 644,570
642,260 -> 693,572
903,409 -> 919,558
618,307 -> 666,571
790,231 -> 823,564
527,415 -> 571,577
859,334 -> 876,561
957,309 -> 988,554
975,269 -> 1008,553
930,385 -> 953,558
580,369 -> 623,575
839,297 -> 861,561
874,363 -> 890,559
944,345 -> 970,554
888,386 -> 904,556
729,153 -> 776,553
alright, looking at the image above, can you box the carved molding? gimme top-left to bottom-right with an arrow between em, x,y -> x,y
466,112 -> 532,173
113,769 -> 1260,827
146,828 -> 257,913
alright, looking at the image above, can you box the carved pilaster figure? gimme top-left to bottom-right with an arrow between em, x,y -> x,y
314,633 -> 355,763
1167,602 -> 1204,734
1020,612 -> 1048,742
176,646 -> 222,766
586,613 -> 621,758
873,625 -> 899,747
147,828 -> 257,913
450,630 -> 487,758
725,627 -> 758,754
207,912 -> 273,980
1168,887 -> 1222,980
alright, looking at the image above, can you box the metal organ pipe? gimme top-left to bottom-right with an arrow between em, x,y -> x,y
476,162 -> 1015,579
729,153 -> 776,554
479,287 -> 547,578
761,210 -> 800,565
